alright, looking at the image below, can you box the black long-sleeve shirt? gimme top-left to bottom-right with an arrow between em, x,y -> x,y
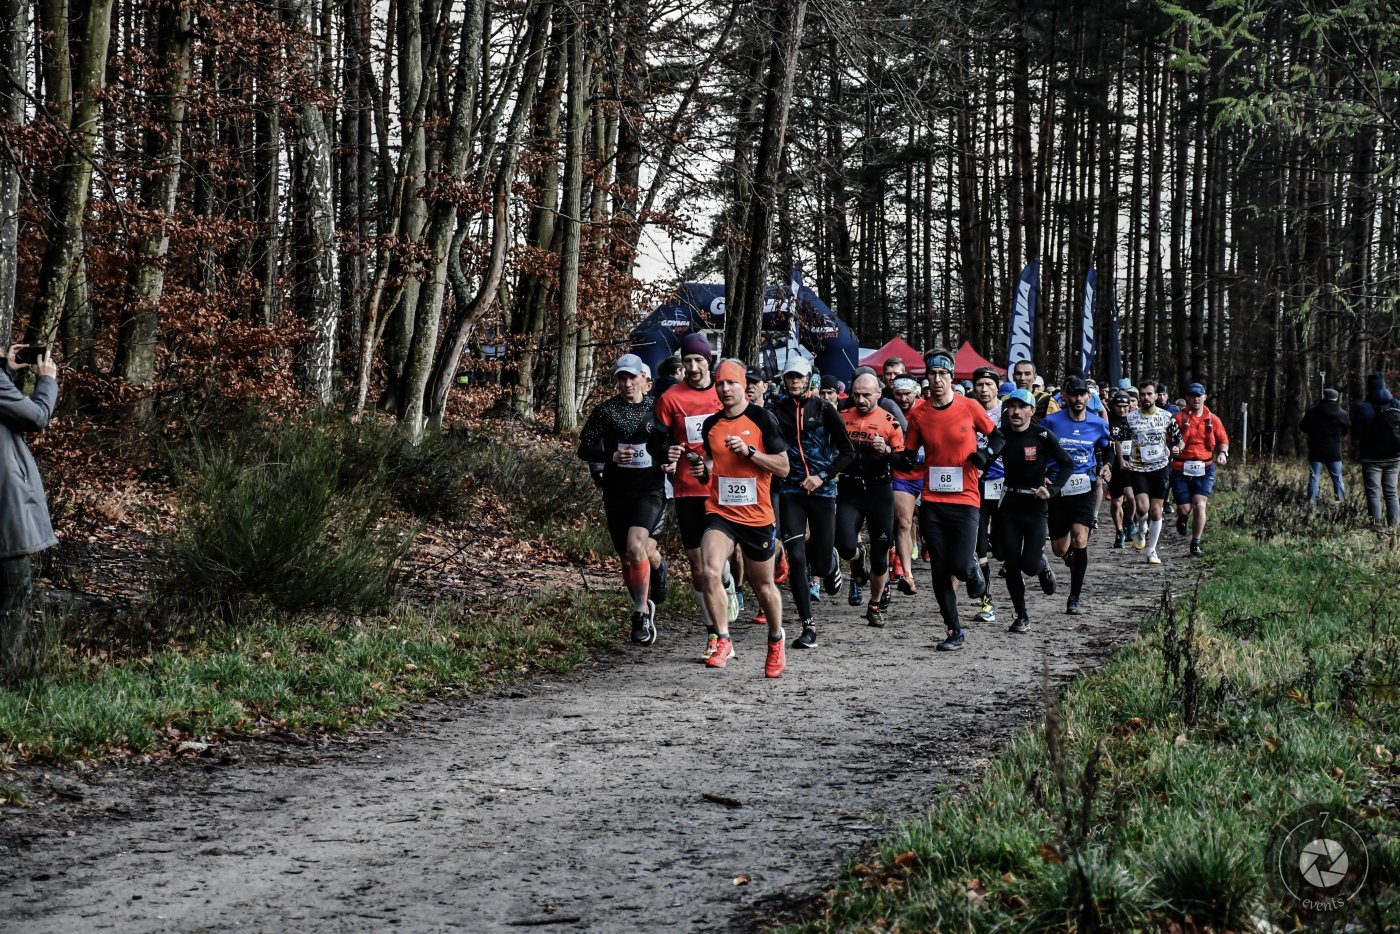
577,394 -> 670,496
997,422 -> 1075,506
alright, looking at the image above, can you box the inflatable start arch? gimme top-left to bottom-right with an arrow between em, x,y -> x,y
628,273 -> 860,385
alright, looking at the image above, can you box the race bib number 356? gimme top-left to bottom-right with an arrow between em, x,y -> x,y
928,466 -> 964,493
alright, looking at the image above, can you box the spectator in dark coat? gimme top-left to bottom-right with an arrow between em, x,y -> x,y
1352,372 -> 1400,530
1300,388 -> 1349,503
1,345 -> 59,676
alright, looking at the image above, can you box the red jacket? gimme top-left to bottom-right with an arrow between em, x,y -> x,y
1172,405 -> 1229,468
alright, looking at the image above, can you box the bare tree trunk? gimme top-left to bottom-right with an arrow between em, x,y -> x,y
30,0 -> 117,345
0,0 -> 27,346
115,0 -> 192,418
726,0 -> 807,365
554,7 -> 588,433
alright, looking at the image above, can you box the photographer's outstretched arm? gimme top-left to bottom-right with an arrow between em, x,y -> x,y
0,362 -> 57,432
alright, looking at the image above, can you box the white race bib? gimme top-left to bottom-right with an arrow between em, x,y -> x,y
1119,440 -> 1133,457
1062,472 -> 1092,496
684,415 -> 708,446
1139,443 -> 1165,462
928,466 -> 964,493
618,442 -> 652,468
1183,459 -> 1207,477
984,477 -> 1004,501
717,476 -> 758,506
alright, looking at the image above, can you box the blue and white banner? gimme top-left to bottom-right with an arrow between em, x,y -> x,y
1007,262 -> 1039,366
787,267 -> 802,352
1079,268 -> 1097,376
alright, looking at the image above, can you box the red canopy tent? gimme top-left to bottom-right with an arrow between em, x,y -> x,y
952,341 -> 1002,380
860,336 -> 926,375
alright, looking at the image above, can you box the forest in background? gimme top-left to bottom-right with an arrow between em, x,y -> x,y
0,0 -> 1396,456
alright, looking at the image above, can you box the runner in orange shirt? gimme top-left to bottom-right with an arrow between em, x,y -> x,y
895,349 -> 1004,651
837,372 -> 905,627
684,359 -> 791,677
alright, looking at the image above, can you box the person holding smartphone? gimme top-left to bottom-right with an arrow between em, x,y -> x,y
0,343 -> 59,676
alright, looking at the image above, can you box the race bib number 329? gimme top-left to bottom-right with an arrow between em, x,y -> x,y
718,476 -> 758,506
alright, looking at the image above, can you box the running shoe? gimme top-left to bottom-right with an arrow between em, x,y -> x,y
1190,539 -> 1203,557
848,576 -> 863,607
822,559 -> 844,596
897,575 -> 917,596
976,594 -> 996,623
808,576 -> 822,602
935,630 -> 965,651
890,549 -> 906,581
1112,530 -> 1124,549
704,635 -> 734,668
702,631 -> 719,660
1177,513 -> 1188,535
1133,531 -> 1147,551
774,551 -> 790,585
851,544 -> 870,587
725,577 -> 740,623
878,586 -> 892,611
792,621 -> 818,649
630,602 -> 657,645
751,609 -> 767,625
966,562 -> 988,599
1008,616 -> 1030,634
651,558 -> 669,603
1038,564 -> 1057,595
1147,551 -> 1162,566
921,548 -> 931,564
765,631 -> 786,678
866,603 -> 887,628
1066,598 -> 1084,615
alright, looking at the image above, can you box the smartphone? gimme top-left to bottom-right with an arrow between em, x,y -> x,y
13,345 -> 47,366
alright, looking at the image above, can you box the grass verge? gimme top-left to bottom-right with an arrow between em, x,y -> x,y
796,465 -> 1400,931
0,588 -> 626,766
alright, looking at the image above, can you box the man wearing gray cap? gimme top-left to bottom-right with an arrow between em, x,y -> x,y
578,354 -> 672,646
1300,388 -> 1349,504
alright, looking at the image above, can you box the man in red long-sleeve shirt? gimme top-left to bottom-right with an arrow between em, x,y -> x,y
1171,382 -> 1230,557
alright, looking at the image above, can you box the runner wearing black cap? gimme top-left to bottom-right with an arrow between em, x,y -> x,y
1043,376 -> 1113,613
1171,382 -> 1229,556
1105,390 -> 1139,547
971,365 -> 1005,624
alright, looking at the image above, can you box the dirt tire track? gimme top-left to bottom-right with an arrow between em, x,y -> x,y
0,527 -> 1189,932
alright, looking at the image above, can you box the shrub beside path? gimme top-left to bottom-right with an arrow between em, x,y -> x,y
0,530 -> 1173,933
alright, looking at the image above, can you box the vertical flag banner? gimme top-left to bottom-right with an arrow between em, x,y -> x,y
1105,282 -> 1123,388
1079,268 -> 1097,376
787,266 -> 802,352
1007,262 -> 1039,366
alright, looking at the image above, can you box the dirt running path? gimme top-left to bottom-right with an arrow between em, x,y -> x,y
1,528 -> 1187,932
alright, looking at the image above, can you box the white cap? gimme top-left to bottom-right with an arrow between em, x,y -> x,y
614,353 -> 647,377
782,355 -> 813,377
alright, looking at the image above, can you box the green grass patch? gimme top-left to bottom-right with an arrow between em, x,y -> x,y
0,588 -> 624,764
798,465 -> 1400,931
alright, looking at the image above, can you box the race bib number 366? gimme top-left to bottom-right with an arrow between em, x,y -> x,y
928,466 -> 964,493
718,476 -> 758,506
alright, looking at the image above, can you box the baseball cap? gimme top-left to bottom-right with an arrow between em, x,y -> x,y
782,355 -> 813,377
745,367 -> 766,384
1004,388 -> 1036,408
1186,382 -> 1206,396
1111,392 -> 1132,404
614,353 -> 646,377
822,375 -> 841,391
1062,375 -> 1089,395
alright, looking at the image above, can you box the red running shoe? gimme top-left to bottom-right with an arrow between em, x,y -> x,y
764,632 -> 786,678
890,549 -> 906,581
774,551 -> 790,585
705,636 -> 735,668
751,609 -> 767,625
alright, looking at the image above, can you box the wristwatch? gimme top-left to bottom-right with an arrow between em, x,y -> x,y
746,444 -> 757,459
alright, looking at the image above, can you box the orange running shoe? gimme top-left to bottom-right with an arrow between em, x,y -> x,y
764,631 -> 786,678
751,609 -> 767,625
705,635 -> 735,668
702,632 -> 719,660
890,549 -> 906,581
774,551 -> 790,585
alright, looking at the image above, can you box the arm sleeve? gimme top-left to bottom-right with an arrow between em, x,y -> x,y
823,402 -> 856,476
1045,433 -> 1075,494
894,415 -> 922,471
879,397 -> 907,431
0,372 -> 56,432
756,407 -> 788,454
577,407 -> 610,463
887,416 -> 905,455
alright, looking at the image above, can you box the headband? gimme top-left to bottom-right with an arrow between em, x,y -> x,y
925,353 -> 954,373
715,360 -> 747,385
893,377 -> 919,393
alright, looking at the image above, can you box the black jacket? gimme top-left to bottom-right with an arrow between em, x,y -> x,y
1298,401 -> 1349,463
